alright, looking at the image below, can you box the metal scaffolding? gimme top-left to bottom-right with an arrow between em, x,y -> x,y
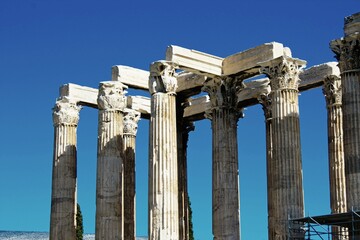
289,210 -> 360,239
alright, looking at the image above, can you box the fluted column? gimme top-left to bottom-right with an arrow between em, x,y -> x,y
96,81 -> 127,240
331,13 -> 360,213
203,77 -> 242,240
260,56 -> 306,239
257,93 -> 274,240
148,61 -> 179,240
323,75 -> 348,239
123,109 -> 140,240
177,113 -> 194,240
50,97 -> 81,240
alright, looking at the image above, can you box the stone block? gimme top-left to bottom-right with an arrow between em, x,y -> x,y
299,62 -> 340,90
176,72 -> 207,93
223,42 -> 287,76
59,83 -> 98,108
166,45 -> 223,76
127,96 -> 151,118
112,65 -> 149,90
344,12 -> 360,36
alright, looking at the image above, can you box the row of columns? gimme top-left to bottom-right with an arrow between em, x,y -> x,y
49,61 -> 349,240
50,13 -> 358,239
49,59 -> 344,240
50,82 -> 141,240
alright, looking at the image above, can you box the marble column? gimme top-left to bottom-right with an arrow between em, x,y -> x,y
260,56 -> 306,239
323,75 -> 347,238
123,109 -> 140,240
203,77 -> 242,240
257,93 -> 274,240
148,61 -> 179,240
177,114 -> 194,240
331,13 -> 360,213
50,97 -> 81,240
96,81 -> 127,240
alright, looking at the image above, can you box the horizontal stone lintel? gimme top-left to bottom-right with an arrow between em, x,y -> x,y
111,43 -> 293,94
112,65 -> 149,90
58,83 -> 151,118
222,42 -> 291,76
299,62 -> 340,91
58,62 -> 339,121
166,45 -> 223,76
59,83 -> 98,108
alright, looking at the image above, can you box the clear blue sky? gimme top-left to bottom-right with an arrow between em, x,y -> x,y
0,0 -> 359,239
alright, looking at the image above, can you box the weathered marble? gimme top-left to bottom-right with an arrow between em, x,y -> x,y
299,62 -> 340,90
148,61 -> 179,240
257,93 -> 273,240
50,97 -> 81,240
177,115 -> 194,240
112,65 -> 149,90
166,45 -> 223,76
323,74 -> 348,239
223,42 -> 290,76
95,81 -> 127,240
123,109 -> 141,240
203,77 -> 242,240
260,56 -> 306,239
331,13 -> 360,213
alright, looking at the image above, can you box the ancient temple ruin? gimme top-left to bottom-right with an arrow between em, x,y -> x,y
49,12 -> 360,240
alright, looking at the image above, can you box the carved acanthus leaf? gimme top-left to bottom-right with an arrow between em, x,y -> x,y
149,61 -> 178,94
123,110 -> 141,136
53,97 -> 81,126
260,57 -> 305,91
97,81 -> 127,111
257,93 -> 272,120
330,35 -> 360,72
323,75 -> 342,107
202,76 -> 244,120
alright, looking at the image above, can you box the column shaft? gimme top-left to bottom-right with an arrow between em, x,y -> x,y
342,71 -> 360,210
96,81 -> 126,240
96,110 -> 124,239
177,118 -> 193,240
148,61 -> 179,240
331,14 -> 360,216
323,75 -> 347,239
123,110 -> 140,240
203,77 -> 242,240
212,108 -> 240,240
261,57 -> 306,239
149,93 -> 179,239
124,135 -> 136,240
258,94 -> 274,239
50,98 -> 80,240
271,89 -> 304,239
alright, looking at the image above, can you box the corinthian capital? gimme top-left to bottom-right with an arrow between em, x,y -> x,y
323,75 -> 342,107
123,110 -> 141,136
257,93 -> 272,120
202,76 -> 244,119
149,61 -> 178,94
260,56 -> 306,91
52,97 -> 81,126
330,35 -> 360,72
97,81 -> 127,111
